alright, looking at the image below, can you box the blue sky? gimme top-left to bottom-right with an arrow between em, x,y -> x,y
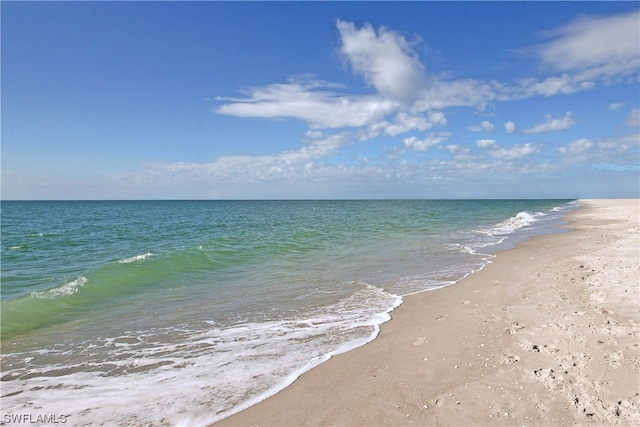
2,1 -> 639,200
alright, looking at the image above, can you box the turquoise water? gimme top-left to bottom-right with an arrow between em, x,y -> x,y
1,200 -> 575,425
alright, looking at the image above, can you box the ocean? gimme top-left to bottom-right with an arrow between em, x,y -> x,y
1,200 -> 576,426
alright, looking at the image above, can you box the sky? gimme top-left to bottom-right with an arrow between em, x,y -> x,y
2,1 -> 639,200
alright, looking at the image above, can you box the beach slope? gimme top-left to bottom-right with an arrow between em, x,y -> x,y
215,199 -> 639,426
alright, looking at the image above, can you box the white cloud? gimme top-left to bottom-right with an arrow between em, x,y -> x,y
361,111 -> 447,140
597,133 -> 640,158
385,112 -> 431,136
305,129 -> 323,139
428,111 -> 447,126
491,143 -> 541,160
609,102 -> 625,111
216,78 -> 400,129
476,139 -> 497,149
503,10 -> 640,100
403,132 -> 451,151
559,138 -> 593,155
110,132 -> 353,189
369,112 -> 430,137
384,146 -> 406,160
215,20 -> 438,132
504,121 -> 516,134
451,146 -> 472,156
216,12 -> 636,135
337,20 -> 427,102
558,138 -> 595,163
627,108 -> 640,129
555,133 -> 638,166
469,120 -> 495,133
524,111 -> 575,134
536,10 -> 640,82
478,121 -> 493,132
414,78 -> 500,111
515,74 -> 595,98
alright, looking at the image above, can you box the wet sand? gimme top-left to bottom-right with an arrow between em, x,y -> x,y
215,199 -> 640,426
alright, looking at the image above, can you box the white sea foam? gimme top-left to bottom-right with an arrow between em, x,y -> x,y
491,211 -> 541,235
30,276 -> 88,299
447,242 -> 476,255
118,252 -> 154,264
2,282 -> 401,427
463,210 -> 544,250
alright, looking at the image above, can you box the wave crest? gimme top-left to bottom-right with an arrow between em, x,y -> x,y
487,211 -> 545,236
31,276 -> 88,299
118,253 -> 154,264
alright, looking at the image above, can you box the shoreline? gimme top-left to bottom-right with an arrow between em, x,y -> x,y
214,199 -> 639,426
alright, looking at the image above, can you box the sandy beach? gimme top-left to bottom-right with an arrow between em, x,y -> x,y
215,199 -> 639,427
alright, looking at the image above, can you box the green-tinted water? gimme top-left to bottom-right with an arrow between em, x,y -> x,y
1,199 -> 574,425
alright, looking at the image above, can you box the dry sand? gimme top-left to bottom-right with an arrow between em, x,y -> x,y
215,199 -> 639,426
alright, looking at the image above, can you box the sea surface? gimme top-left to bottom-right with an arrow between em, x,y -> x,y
1,200 -> 576,426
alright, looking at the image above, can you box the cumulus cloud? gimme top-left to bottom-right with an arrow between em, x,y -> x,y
627,108 -> 640,129
559,138 -> 593,156
415,78 -> 500,111
500,10 -> 640,100
491,143 -> 541,160
337,20 -> 427,102
428,111 -> 447,126
504,121 -> 516,134
444,144 -> 462,154
609,102 -> 625,111
372,112 -> 443,136
384,112 -> 431,136
524,111 -> 575,134
403,132 -> 451,151
361,111 -> 447,140
558,138 -> 595,163
215,20 -> 435,131
469,121 -> 495,133
476,139 -> 497,149
514,74 -> 596,98
536,9 -> 640,82
596,133 -> 640,158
